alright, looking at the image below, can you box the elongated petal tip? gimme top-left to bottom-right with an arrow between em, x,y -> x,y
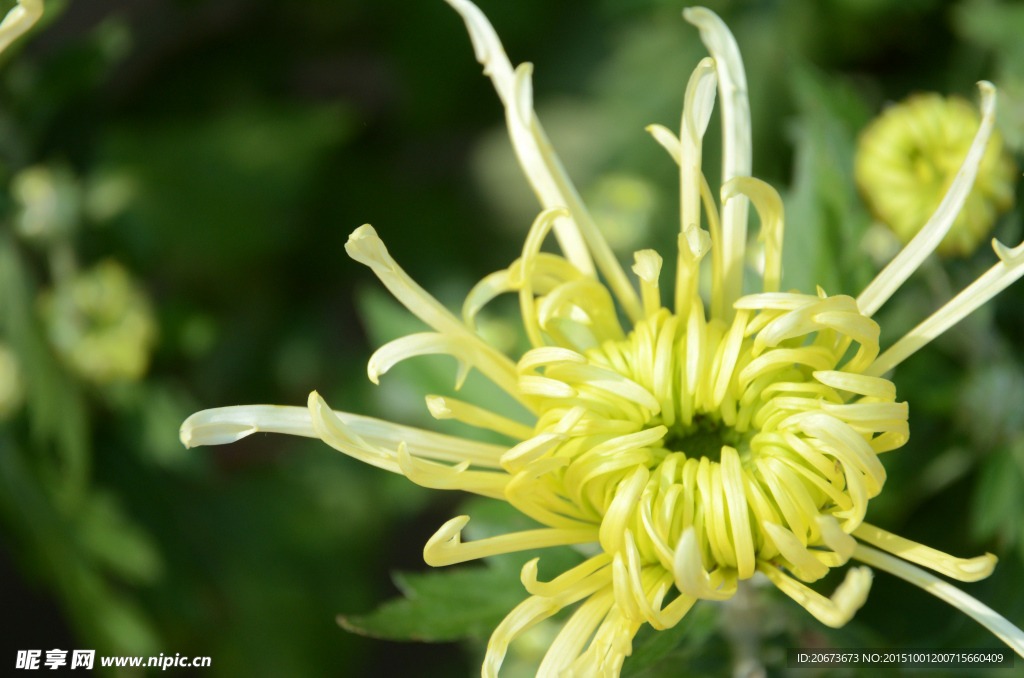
993,238 -> 1024,264
345,224 -> 392,271
179,404 -> 317,448
0,0 -> 44,56
444,0 -> 486,61
444,0 -> 498,67
179,410 -> 258,448
425,395 -> 452,419
961,553 -> 999,581
423,514 -> 471,567
512,62 -> 535,127
680,223 -> 712,260
681,6 -> 712,24
830,566 -> 873,626
632,249 -> 663,287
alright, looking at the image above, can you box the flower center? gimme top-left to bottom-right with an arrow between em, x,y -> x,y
658,415 -> 750,463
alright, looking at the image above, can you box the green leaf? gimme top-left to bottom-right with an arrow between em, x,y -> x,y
101,103 -> 352,274
782,64 -> 874,298
77,491 -> 163,585
621,603 -> 719,677
0,234 -> 90,506
970,442 -> 1024,544
338,565 -> 527,642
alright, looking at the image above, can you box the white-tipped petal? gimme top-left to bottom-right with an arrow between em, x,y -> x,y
646,124 -> 682,164
633,249 -> 664,318
676,57 -> 718,315
684,7 -> 752,320
857,82 -> 998,317
447,0 -> 651,322
721,176 -> 784,293
446,0 -> 593,276
0,0 -> 42,56
180,404 -> 319,448
181,403 -> 508,469
444,0 -> 515,102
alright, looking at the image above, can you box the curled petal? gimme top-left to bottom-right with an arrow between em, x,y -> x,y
762,521 -> 830,582
598,465 -> 649,555
520,553 -> 613,598
760,561 -> 873,628
673,527 -> 736,601
423,515 -> 599,567
346,225 -> 526,404
483,566 -> 613,678
817,514 -> 857,565
721,176 -> 784,293
646,123 -> 682,164
853,523 -> 996,582
308,392 -> 400,473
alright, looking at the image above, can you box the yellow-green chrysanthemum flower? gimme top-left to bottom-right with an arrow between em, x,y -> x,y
181,3 -> 1024,676
856,92 -> 1017,257
39,259 -> 158,384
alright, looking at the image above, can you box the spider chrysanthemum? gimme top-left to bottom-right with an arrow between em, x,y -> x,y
181,2 -> 1024,675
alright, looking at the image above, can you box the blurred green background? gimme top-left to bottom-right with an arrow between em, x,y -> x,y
1,0 -> 1022,676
